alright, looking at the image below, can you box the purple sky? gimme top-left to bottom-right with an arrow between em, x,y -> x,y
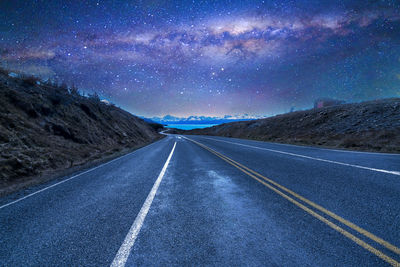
1,0 -> 399,117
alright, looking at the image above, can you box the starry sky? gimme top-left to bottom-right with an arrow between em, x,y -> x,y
1,0 -> 400,117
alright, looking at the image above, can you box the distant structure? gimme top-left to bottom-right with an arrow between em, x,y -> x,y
314,98 -> 345,108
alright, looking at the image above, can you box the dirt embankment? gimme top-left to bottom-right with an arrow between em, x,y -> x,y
0,69 -> 163,194
185,98 -> 400,153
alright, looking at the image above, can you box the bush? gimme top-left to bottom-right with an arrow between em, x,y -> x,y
58,82 -> 69,93
69,85 -> 79,95
0,68 -> 9,76
22,76 -> 39,87
88,92 -> 100,102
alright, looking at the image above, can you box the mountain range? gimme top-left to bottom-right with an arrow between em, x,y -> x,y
143,114 -> 263,125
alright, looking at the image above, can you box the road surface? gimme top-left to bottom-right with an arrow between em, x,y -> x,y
1,134 -> 399,266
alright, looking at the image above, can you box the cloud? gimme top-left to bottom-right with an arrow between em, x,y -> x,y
1,48 -> 56,60
3,8 -> 399,68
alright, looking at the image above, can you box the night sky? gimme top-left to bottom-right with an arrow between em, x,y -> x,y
1,0 -> 399,118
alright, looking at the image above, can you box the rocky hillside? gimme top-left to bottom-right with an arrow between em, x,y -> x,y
0,69 -> 162,192
185,98 -> 400,153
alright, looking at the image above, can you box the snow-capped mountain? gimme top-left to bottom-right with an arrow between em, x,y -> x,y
143,114 -> 263,125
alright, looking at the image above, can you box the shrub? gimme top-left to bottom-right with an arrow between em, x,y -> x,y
22,76 -> 39,87
69,85 -> 80,95
58,82 -> 69,93
88,92 -> 100,102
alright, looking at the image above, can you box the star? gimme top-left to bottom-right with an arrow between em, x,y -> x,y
0,0 -> 398,117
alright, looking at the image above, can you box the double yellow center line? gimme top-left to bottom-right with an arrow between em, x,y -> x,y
183,136 -> 400,266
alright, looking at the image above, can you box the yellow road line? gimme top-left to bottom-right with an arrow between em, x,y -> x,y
184,136 -> 400,267
205,141 -> 400,256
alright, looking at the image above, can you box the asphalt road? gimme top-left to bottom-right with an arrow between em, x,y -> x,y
1,134 -> 399,266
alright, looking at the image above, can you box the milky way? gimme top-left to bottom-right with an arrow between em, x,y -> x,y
1,0 -> 399,117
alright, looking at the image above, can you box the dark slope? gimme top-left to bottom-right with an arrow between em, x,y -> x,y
185,98 -> 400,153
0,70 -> 162,192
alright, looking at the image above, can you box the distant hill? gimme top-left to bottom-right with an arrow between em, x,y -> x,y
146,114 -> 261,125
184,98 -> 400,153
0,69 -> 162,194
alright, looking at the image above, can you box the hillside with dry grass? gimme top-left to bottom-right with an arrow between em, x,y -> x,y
185,98 -> 400,153
0,69 -> 162,194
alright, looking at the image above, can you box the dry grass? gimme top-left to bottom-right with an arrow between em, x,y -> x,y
186,99 -> 400,153
0,69 -> 162,192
